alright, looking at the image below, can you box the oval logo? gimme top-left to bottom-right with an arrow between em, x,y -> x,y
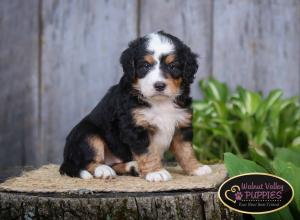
218,173 -> 294,214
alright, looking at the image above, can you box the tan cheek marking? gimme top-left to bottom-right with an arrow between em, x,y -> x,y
170,131 -> 200,174
165,77 -> 182,95
144,54 -> 155,64
165,54 -> 175,64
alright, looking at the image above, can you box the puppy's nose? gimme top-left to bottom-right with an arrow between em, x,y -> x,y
154,81 -> 166,91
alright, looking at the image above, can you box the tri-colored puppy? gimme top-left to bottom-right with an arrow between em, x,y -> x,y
60,31 -> 212,182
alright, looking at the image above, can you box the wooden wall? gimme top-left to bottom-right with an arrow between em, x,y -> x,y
1,0 -> 300,168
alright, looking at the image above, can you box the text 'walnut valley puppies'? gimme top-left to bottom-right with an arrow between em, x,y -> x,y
60,31 -> 212,182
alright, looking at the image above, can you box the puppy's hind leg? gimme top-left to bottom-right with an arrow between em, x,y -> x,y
83,135 -> 116,179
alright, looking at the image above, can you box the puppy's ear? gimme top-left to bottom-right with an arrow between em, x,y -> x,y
183,46 -> 198,84
120,45 -> 135,86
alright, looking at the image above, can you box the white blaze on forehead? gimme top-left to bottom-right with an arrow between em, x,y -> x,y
136,32 -> 175,98
146,33 -> 174,60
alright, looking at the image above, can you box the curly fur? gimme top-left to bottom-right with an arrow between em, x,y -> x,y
60,31 -> 198,178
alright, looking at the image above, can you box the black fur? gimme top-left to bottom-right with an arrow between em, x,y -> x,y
60,31 -> 198,177
180,126 -> 193,142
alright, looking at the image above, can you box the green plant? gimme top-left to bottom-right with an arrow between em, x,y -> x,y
193,78 -> 300,161
192,78 -> 300,219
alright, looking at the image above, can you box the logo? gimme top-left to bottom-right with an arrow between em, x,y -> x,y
218,173 -> 294,214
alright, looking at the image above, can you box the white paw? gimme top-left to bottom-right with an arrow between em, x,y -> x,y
145,169 -> 172,182
79,170 -> 93,179
94,165 -> 117,179
192,165 -> 212,176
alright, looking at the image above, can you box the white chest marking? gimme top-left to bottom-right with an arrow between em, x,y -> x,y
138,101 -> 190,155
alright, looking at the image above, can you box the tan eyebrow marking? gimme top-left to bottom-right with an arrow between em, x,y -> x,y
165,54 -> 176,64
144,54 -> 155,64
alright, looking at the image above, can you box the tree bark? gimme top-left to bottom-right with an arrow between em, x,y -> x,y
0,190 -> 241,220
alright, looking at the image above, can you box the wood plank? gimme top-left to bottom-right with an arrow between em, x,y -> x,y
139,0 -> 213,99
213,0 -> 300,96
213,0 -> 259,91
0,0 -> 40,168
41,0 -> 138,163
254,0 -> 300,96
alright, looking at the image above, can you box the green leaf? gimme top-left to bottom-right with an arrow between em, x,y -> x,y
211,101 -> 227,118
237,86 -> 262,115
274,148 -> 300,169
253,126 -> 268,147
207,81 -> 222,101
199,78 -> 228,102
192,100 -> 209,111
228,100 -> 247,117
292,137 -> 300,148
256,89 -> 283,120
236,117 -> 253,135
224,153 -> 267,177
272,159 -> 300,212
249,148 -> 274,173
253,207 -> 294,220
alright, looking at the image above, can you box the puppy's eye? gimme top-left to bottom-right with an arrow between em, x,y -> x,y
143,62 -> 151,69
168,63 -> 178,70
169,64 -> 175,70
138,62 -> 151,70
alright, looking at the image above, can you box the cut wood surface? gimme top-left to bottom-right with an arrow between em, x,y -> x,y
0,164 -> 242,220
0,191 -> 242,220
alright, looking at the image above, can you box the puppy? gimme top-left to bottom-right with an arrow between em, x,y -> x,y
59,31 -> 212,182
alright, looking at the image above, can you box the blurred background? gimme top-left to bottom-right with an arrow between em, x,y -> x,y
1,0 -> 300,169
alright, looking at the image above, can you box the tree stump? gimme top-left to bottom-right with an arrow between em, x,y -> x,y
0,164 -> 242,220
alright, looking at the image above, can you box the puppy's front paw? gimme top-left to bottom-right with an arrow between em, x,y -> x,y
145,169 -> 172,182
192,165 -> 212,176
94,165 -> 117,179
79,170 -> 93,179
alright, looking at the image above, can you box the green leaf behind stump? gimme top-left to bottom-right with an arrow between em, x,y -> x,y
224,152 -> 267,176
